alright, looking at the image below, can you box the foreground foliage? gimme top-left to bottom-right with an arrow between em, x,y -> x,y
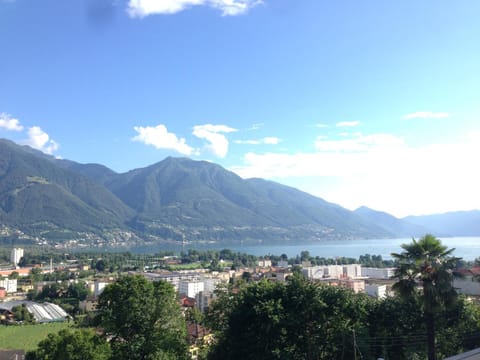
206,274 -> 480,360
25,328 -> 111,360
206,275 -> 373,359
95,275 -> 189,360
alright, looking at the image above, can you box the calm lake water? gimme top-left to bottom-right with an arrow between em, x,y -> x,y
130,237 -> 480,261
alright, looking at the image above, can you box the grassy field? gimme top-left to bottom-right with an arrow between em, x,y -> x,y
0,322 -> 71,351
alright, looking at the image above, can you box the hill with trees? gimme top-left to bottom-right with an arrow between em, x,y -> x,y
1,138 -> 478,246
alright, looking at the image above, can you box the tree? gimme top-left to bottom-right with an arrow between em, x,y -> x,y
95,275 -> 188,360
391,234 -> 460,360
26,328 -> 111,360
12,304 -> 35,324
206,275 -> 373,359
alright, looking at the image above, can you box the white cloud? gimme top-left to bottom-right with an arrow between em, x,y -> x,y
0,113 -> 24,131
132,124 -> 193,155
336,121 -> 360,127
230,131 -> 480,217
315,123 -> 329,128
193,124 -> 236,158
315,133 -> 404,152
23,126 -> 59,155
127,0 -> 262,17
235,136 -> 281,145
402,111 -> 450,120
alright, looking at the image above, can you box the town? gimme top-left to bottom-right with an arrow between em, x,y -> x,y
2,239 -> 480,359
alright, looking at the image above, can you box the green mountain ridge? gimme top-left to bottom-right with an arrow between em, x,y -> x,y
0,139 -> 477,246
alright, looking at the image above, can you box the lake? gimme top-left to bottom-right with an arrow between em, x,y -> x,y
130,237 -> 480,261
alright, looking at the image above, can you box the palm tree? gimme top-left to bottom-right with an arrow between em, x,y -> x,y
391,234 -> 460,360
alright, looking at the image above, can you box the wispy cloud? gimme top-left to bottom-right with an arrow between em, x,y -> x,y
193,124 -> 236,158
402,111 -> 449,120
315,123 -> 329,128
247,123 -> 264,131
235,136 -> 281,145
0,113 -> 24,131
132,124 -> 193,155
127,0 -> 263,18
23,126 -> 59,155
336,121 -> 360,127
315,133 -> 404,152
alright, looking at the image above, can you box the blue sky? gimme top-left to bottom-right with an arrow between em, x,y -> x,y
1,0 -> 479,217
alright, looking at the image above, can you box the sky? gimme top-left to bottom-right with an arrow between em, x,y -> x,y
1,0 -> 479,218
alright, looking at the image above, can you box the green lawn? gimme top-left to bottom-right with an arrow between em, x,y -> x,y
0,322 -> 71,351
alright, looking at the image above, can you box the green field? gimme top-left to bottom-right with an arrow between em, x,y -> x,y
0,322 -> 71,351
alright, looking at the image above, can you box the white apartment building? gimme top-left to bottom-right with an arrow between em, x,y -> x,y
302,264 -> 362,280
257,259 -> 272,268
144,271 -> 202,292
362,267 -> 396,279
94,281 -> 110,297
10,248 -> 24,267
365,284 -> 387,299
178,280 -> 204,298
203,277 -> 223,293
0,278 -> 17,293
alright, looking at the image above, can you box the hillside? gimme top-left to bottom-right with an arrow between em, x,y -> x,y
0,139 -> 134,244
2,138 -> 475,247
102,158 -> 391,242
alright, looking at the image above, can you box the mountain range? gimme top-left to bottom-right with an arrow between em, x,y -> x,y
0,138 -> 478,247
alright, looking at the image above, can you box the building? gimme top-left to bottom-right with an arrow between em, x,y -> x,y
362,267 -> 396,279
453,267 -> 480,296
10,248 -> 24,267
263,270 -> 292,283
195,291 -> 216,313
143,271 -> 202,292
303,264 -> 362,280
203,277 -> 222,293
179,281 -> 204,298
0,278 -> 17,293
257,259 -> 272,268
365,284 -> 387,299
0,300 -> 69,323
94,280 -> 111,297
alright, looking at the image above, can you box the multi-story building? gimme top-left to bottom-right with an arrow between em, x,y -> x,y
178,281 -> 204,298
10,248 -> 24,267
365,284 -> 387,299
362,267 -> 396,279
0,278 -> 17,293
144,271 -> 202,292
302,264 -> 362,280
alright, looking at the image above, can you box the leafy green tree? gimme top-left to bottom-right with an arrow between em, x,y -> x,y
25,328 -> 111,360
367,296 -> 426,359
12,304 -> 35,324
9,271 -> 20,279
206,275 -> 373,359
391,234 -> 460,360
95,275 -> 188,360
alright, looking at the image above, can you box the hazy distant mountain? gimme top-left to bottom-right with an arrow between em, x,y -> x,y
2,138 -> 475,247
404,210 -> 480,237
354,206 -> 430,237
